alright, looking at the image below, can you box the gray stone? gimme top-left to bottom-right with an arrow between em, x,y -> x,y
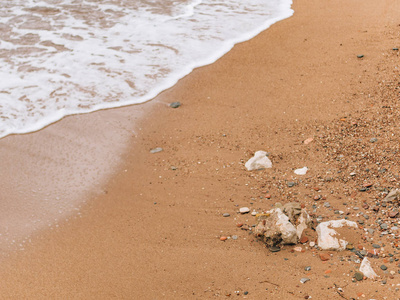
287,181 -> 295,187
370,137 -> 378,143
304,266 -> 311,271
354,272 -> 363,281
381,265 -> 388,270
223,213 -> 230,217
300,278 -> 310,284
269,246 -> 281,252
232,235 -> 238,240
169,101 -> 181,108
150,147 -> 163,154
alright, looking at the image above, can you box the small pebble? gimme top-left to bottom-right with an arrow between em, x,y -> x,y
287,181 -> 295,187
223,213 -> 230,217
232,235 -> 238,240
357,54 -> 364,58
381,265 -> 388,270
354,272 -> 363,281
220,236 -> 227,241
370,137 -> 378,143
150,147 -> 163,154
300,278 -> 310,284
169,101 -> 181,108
304,266 -> 311,271
319,253 -> 330,261
239,207 -> 250,214
269,246 -> 281,252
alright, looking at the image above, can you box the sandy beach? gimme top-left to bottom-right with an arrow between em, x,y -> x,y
1,0 -> 400,299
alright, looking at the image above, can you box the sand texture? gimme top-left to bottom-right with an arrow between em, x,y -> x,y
1,0 -> 400,299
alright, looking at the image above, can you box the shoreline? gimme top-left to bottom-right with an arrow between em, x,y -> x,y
1,0 -> 400,298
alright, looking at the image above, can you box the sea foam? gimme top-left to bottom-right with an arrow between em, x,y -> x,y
0,0 -> 293,138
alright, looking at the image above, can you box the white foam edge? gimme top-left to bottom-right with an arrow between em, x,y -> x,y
0,1 -> 293,139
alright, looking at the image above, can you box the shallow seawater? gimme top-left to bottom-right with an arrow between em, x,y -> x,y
0,0 -> 293,138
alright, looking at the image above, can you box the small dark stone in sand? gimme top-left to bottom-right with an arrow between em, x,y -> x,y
393,48 -> 399,51
287,181 -> 295,187
223,213 -> 230,217
354,272 -> 363,281
359,187 -> 367,192
169,101 -> 181,108
304,266 -> 311,271
381,265 -> 388,270
357,54 -> 364,58
372,244 -> 381,249
269,246 -> 281,252
370,137 -> 378,143
244,291 -> 248,295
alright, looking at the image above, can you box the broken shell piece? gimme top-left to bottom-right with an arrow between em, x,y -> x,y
294,167 -> 308,175
359,257 -> 377,279
316,220 -> 358,250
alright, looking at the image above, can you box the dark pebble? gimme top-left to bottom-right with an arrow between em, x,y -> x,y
372,244 -> 381,248
244,291 -> 249,295
359,187 -> 367,192
169,101 -> 181,108
354,272 -> 363,281
357,54 -> 364,58
381,265 -> 388,270
304,266 -> 311,271
393,48 -> 399,51
287,182 -> 295,187
269,246 -> 281,252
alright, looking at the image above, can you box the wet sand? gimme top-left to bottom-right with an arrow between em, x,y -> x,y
1,0 -> 400,298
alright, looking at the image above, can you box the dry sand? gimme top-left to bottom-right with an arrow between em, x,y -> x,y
1,0 -> 400,299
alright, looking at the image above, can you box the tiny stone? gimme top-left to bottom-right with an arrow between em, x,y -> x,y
304,266 -> 311,271
269,246 -> 281,252
354,272 -> 363,281
232,235 -> 238,240
319,253 -> 330,261
223,213 -> 230,217
169,101 -> 181,108
370,137 -> 378,143
239,207 -> 250,214
372,244 -> 381,248
357,54 -> 364,58
381,223 -> 388,230
324,202 -> 331,208
287,181 -> 295,187
150,147 -> 163,154
244,291 -> 248,295
381,265 -> 388,270
300,278 -> 310,284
